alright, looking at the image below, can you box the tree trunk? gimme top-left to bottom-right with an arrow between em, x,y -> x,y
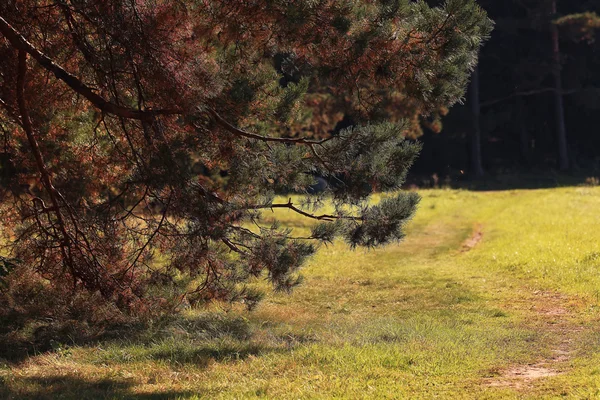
469,66 -> 485,178
550,0 -> 569,171
515,96 -> 531,165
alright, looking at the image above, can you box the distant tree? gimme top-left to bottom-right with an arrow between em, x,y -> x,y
0,0 -> 491,317
468,66 -> 485,177
555,10 -> 600,43
473,0 -> 570,171
549,0 -> 570,171
469,0 -> 600,172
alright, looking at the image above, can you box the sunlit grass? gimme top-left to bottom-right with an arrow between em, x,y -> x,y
2,187 -> 600,399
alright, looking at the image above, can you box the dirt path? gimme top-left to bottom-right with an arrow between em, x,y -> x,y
461,223 -> 483,252
458,224 -> 583,390
484,290 -> 584,390
458,224 -> 587,392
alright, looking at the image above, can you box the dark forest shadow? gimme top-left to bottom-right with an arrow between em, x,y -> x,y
146,342 -> 266,367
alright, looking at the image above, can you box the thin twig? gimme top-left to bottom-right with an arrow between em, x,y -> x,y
207,108 -> 332,146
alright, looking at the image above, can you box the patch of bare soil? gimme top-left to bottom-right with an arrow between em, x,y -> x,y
484,291 -> 584,390
461,224 -> 483,252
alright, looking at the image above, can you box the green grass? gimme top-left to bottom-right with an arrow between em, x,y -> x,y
2,187 -> 600,399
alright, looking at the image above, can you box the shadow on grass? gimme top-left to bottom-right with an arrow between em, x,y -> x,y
0,375 -> 195,399
146,342 -> 266,367
0,312 -> 258,366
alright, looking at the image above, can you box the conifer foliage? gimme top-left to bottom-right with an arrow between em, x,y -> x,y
0,1 -> 491,316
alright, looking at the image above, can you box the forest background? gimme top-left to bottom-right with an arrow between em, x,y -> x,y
403,0 -> 600,184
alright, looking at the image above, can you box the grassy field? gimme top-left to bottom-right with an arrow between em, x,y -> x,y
2,187 -> 600,399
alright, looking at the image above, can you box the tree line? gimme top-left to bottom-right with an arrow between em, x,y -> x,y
414,0 -> 600,179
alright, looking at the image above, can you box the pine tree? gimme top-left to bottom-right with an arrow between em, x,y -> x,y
0,0 -> 491,317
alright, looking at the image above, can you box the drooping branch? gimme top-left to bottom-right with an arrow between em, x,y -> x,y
250,199 -> 363,222
16,49 -> 75,272
0,16 -> 334,147
207,108 -> 331,145
0,16 -> 181,121
221,238 -> 247,255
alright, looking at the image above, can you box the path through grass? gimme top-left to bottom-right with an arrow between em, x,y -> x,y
2,187 -> 600,398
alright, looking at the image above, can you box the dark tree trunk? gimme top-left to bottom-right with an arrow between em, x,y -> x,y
469,66 -> 485,178
551,0 -> 569,171
515,96 -> 531,165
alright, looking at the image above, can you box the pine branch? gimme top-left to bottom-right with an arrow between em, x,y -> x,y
250,199 -> 363,222
208,108 -> 332,146
16,49 -> 76,280
426,12 -> 454,45
0,95 -> 19,121
0,16 -> 182,121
